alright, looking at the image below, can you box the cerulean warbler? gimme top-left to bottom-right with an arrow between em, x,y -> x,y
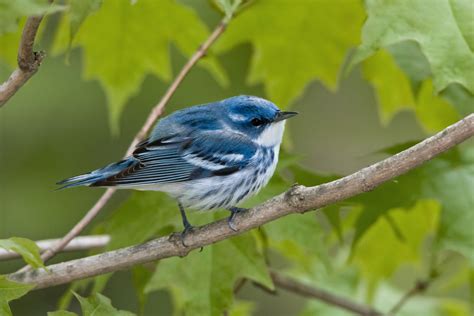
58,95 -> 297,239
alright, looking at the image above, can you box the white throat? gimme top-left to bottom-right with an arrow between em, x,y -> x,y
256,121 -> 286,147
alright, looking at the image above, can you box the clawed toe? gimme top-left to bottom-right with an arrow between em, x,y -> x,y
179,225 -> 194,247
227,217 -> 239,232
227,207 -> 247,232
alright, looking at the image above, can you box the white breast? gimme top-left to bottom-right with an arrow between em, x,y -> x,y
256,121 -> 286,147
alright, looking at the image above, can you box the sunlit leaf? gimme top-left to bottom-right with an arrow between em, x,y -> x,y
362,49 -> 416,124
352,200 -> 440,297
362,49 -> 461,132
415,80 -> 460,132
53,0 -> 227,132
0,237 -> 44,269
68,0 -> 102,43
216,0 -> 365,107
351,146 -> 474,265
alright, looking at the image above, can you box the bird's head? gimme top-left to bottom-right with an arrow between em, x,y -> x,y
222,95 -> 298,147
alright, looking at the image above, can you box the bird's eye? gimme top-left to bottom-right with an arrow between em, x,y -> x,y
251,118 -> 264,126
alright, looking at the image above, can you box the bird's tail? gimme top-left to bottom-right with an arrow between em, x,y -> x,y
56,158 -> 136,189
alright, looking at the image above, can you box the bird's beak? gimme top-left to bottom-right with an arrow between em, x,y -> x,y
274,111 -> 298,122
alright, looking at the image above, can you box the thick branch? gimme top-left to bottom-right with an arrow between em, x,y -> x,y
9,114 -> 474,289
1,235 -> 380,314
0,16 -> 45,107
270,271 -> 382,316
23,18 -> 230,270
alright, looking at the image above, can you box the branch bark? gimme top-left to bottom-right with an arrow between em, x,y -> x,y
20,18 -> 230,271
0,16 -> 46,107
0,235 -> 110,261
270,271 -> 382,316
9,113 -> 474,289
1,235 -> 381,314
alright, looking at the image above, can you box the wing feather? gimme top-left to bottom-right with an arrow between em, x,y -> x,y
97,131 -> 257,186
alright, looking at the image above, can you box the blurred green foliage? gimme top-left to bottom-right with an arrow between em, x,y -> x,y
0,0 -> 473,315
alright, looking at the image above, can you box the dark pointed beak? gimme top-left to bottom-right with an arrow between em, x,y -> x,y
274,111 -> 298,122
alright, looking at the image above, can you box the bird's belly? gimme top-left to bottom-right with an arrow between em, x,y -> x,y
146,147 -> 279,210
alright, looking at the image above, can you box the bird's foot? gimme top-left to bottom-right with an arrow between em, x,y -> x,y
179,222 -> 195,247
227,207 -> 248,232
169,223 -> 195,248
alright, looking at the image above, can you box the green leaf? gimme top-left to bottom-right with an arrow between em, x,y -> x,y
362,49 -> 460,132
0,276 -> 35,316
265,213 -> 327,269
0,0 -> 64,35
0,237 -> 44,269
145,229 -> 273,316
351,0 -> 474,94
425,145 -> 474,263
68,0 -> 102,43
216,0 -> 365,107
442,84 -> 474,117
74,292 -> 135,316
91,191 -> 179,292
53,0 -> 227,133
131,265 -> 153,314
213,0 -> 243,21
388,41 -> 472,118
352,200 -> 441,297
0,22 -> 23,68
351,146 -> 474,265
228,300 -> 255,316
415,80 -> 460,132
101,191 -> 179,250
47,311 -> 78,316
362,49 -> 416,124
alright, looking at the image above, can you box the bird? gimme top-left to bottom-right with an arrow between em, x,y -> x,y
58,95 -> 297,242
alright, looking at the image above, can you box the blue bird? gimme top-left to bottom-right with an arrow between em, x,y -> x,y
58,95 -> 297,240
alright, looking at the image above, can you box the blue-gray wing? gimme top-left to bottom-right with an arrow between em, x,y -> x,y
94,132 -> 257,186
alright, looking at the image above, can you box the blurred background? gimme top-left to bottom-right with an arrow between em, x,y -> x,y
0,1 -> 470,315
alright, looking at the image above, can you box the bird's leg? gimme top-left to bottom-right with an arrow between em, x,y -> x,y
227,207 -> 248,232
178,202 -> 194,246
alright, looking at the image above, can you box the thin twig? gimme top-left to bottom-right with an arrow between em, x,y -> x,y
388,279 -> 431,315
0,235 -> 110,261
0,16 -> 46,107
270,271 -> 383,316
18,18 -> 230,273
8,114 -> 474,289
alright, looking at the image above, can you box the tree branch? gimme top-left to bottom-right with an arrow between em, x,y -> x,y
270,271 -> 382,316
0,235 -> 110,261
9,114 -> 474,289
388,279 -> 431,315
0,16 -> 46,107
19,18 -> 230,272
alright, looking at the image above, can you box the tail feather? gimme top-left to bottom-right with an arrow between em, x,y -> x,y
57,158 -> 136,189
